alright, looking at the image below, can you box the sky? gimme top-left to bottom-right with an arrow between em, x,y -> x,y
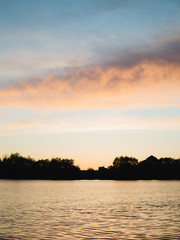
0,0 -> 180,169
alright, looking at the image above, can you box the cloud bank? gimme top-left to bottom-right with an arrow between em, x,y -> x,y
1,37 -> 180,109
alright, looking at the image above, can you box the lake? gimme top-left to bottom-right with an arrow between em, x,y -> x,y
0,180 -> 179,239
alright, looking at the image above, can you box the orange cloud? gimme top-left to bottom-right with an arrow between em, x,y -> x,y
0,60 -> 180,109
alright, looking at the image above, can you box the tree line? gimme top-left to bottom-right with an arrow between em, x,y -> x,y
0,153 -> 179,180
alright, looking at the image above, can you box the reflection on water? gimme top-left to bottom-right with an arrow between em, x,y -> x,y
0,180 -> 179,239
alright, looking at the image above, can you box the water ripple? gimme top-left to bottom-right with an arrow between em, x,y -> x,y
0,180 -> 179,239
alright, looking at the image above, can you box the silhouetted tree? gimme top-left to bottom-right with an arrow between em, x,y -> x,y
159,157 -> 174,165
0,153 -> 179,180
113,156 -> 138,168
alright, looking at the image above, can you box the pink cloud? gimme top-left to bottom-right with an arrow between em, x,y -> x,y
0,60 -> 180,109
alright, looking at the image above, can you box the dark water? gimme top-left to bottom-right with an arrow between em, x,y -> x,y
0,180 -> 179,239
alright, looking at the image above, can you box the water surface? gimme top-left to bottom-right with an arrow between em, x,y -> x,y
0,180 -> 179,239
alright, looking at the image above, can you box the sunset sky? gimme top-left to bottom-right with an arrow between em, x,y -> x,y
0,0 -> 180,169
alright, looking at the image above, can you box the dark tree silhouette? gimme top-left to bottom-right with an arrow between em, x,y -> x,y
113,156 -> 138,168
0,153 -> 80,179
0,153 -> 179,180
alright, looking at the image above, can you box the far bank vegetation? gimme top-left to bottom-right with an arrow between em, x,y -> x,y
0,153 -> 179,180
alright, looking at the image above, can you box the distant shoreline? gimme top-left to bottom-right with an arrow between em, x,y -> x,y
0,178 -> 179,181
0,153 -> 179,180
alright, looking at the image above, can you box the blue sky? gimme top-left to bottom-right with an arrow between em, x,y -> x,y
0,0 -> 180,168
